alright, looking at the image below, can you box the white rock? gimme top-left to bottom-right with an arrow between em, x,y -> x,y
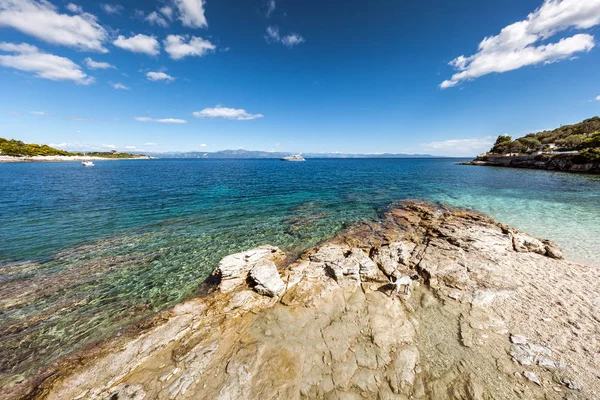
512,233 -> 545,255
523,371 -> 541,386
510,334 -> 527,345
216,246 -> 282,293
249,259 -> 286,297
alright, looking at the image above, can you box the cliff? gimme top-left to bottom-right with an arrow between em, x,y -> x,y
462,153 -> 600,174
5,202 -> 599,400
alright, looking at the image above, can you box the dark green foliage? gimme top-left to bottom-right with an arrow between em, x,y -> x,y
488,117 -> 600,154
0,138 -> 77,156
572,148 -> 600,164
0,138 -> 145,158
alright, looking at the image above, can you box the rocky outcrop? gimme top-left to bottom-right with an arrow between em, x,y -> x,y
461,154 -> 600,174
6,202 -> 600,400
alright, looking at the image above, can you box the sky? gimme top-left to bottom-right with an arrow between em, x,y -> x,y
1,0 -> 599,156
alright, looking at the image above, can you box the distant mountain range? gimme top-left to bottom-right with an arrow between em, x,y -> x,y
142,149 -> 440,159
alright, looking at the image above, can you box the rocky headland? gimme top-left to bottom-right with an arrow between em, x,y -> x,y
3,201 -> 599,400
461,154 -> 600,174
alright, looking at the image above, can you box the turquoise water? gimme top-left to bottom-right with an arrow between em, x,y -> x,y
1,158 -> 599,385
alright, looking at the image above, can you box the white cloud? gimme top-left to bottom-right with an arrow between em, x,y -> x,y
102,144 -> 116,149
266,0 -> 275,17
0,42 -> 94,84
111,82 -> 128,90
193,106 -> 264,120
100,4 -> 122,15
596,95 -> 600,101
113,34 -> 160,56
157,118 -> 187,124
441,0 -> 600,89
69,116 -> 92,121
145,11 -> 168,27
173,0 -> 207,28
66,3 -> 83,14
265,25 -> 304,47
163,34 -> 215,60
84,57 -> 114,69
29,110 -> 45,115
135,117 -> 187,124
421,136 -> 495,157
146,71 -> 174,82
0,0 -> 108,52
160,6 -> 173,20
282,33 -> 304,47
144,142 -> 157,145
200,143 -> 206,147
125,145 -> 136,149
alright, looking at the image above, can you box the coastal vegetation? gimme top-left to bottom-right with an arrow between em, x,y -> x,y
488,117 -> 600,161
0,138 -> 77,157
0,138 -> 145,158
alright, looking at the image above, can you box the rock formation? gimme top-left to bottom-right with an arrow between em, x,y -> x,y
461,154 -> 600,174
5,201 -> 599,400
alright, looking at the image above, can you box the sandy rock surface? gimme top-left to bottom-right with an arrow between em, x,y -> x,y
6,201 -> 599,400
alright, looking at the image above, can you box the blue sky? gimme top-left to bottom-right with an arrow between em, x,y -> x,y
1,0 -> 599,156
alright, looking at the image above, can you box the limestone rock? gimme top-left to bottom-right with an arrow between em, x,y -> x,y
512,233 -> 545,255
249,259 -> 286,297
216,245 -> 284,293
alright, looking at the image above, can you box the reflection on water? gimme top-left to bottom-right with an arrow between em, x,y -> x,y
1,158 -> 599,385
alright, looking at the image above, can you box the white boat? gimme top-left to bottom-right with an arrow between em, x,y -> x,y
280,154 -> 305,162
82,160 -> 95,167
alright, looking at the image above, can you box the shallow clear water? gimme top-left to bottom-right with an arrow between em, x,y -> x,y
1,158 -> 599,384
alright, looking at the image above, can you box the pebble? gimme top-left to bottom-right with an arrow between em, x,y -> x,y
523,371 -> 541,386
510,334 -> 527,345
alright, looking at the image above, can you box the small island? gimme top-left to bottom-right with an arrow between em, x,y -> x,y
0,138 -> 151,162
462,117 -> 600,174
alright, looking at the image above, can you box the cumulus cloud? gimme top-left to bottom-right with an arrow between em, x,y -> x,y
163,34 -> 215,60
100,3 -> 122,15
441,0 -> 600,89
0,0 -> 108,52
146,11 -> 169,27
113,34 -> 160,56
134,117 -> 187,124
111,82 -> 128,90
266,0 -> 275,17
0,42 -> 94,84
193,106 -> 264,120
84,57 -> 114,69
421,136 -> 495,157
265,25 -> 304,47
596,95 -> 600,101
173,0 -> 207,28
146,71 -> 174,82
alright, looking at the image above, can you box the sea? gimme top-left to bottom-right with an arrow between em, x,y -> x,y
1,158 -> 599,385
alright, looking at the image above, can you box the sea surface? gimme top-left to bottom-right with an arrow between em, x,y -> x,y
1,158 -> 599,386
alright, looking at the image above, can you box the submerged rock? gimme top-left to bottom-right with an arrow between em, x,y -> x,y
8,201 -> 600,400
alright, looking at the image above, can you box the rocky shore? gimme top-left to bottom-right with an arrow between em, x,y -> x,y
3,202 -> 599,400
461,154 -> 600,174
0,155 -> 152,163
